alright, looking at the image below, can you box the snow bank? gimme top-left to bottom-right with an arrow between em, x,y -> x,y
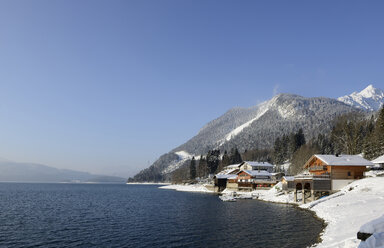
301,177 -> 384,248
159,184 -> 214,193
254,177 -> 384,247
364,170 -> 384,177
359,233 -> 384,248
359,214 -> 384,234
254,182 -> 295,203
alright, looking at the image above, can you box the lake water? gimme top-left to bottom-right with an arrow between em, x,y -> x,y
0,183 -> 323,248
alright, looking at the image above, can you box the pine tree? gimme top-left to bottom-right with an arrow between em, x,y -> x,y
197,156 -> 208,178
189,156 -> 196,180
220,150 -> 230,170
206,150 -> 220,174
229,148 -> 242,164
273,137 -> 284,165
375,107 -> 384,155
295,128 -> 306,148
365,107 -> 384,159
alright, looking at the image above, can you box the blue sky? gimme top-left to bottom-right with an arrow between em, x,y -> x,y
0,0 -> 383,177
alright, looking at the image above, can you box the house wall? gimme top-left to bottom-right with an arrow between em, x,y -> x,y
237,171 -> 252,181
308,157 -> 331,175
240,163 -> 253,171
226,182 -> 238,190
313,179 -> 331,190
330,166 -> 365,179
332,179 -> 355,191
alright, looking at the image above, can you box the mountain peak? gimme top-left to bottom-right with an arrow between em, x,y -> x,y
338,84 -> 384,111
360,84 -> 380,98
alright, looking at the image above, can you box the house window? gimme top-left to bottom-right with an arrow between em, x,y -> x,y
348,171 -> 351,176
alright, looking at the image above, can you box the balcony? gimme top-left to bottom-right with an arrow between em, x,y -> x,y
294,174 -> 330,180
309,165 -> 327,171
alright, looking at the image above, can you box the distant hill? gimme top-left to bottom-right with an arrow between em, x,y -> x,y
131,85 -> 383,182
0,161 -> 126,183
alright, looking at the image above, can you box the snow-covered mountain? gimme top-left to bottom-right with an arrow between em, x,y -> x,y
338,85 -> 384,111
131,85 -> 384,182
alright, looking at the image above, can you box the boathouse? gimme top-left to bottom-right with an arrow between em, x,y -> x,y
293,154 -> 374,203
213,174 -> 237,192
281,176 -> 294,191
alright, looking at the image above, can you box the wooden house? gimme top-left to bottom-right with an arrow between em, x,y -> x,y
292,154 -> 374,203
214,174 -> 237,192
303,154 -> 372,181
236,170 -> 275,191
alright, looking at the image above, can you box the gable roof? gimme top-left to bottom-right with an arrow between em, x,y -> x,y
282,176 -> 295,181
305,154 -> 374,167
215,174 -> 237,179
372,155 -> 384,164
238,170 -> 272,177
226,164 -> 241,169
242,161 -> 274,167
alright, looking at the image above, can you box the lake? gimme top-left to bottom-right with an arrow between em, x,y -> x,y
0,183 -> 323,247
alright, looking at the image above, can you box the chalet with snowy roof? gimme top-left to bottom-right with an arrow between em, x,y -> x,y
281,176 -> 294,191
213,168 -> 239,192
236,170 -> 276,191
214,174 -> 237,192
292,154 -> 374,203
372,155 -> 384,169
239,161 -> 274,173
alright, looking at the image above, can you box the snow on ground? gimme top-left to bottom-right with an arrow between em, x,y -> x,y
280,162 -> 291,173
302,177 -> 384,248
159,184 -> 214,193
364,170 -> 384,177
126,182 -> 170,185
257,177 -> 384,247
256,182 -> 295,203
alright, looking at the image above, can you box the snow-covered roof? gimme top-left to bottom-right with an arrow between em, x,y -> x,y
216,168 -> 238,175
282,176 -> 294,181
270,172 -> 284,176
225,168 -> 238,175
372,154 -> 384,164
243,161 -> 274,167
215,174 -> 237,179
313,154 -> 374,167
226,164 -> 241,169
240,170 -> 272,177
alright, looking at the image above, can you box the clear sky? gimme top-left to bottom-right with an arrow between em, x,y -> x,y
0,0 -> 383,177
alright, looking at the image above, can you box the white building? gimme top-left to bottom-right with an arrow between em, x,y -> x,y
371,155 -> 384,169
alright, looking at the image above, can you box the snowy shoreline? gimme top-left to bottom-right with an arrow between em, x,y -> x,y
160,176 -> 384,248
126,182 -> 171,185
158,184 -> 215,193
